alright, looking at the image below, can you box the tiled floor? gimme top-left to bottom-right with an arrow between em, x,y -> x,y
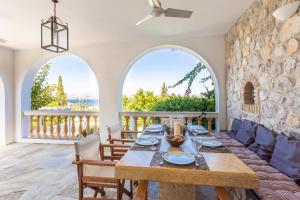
0,143 -> 216,200
0,143 -> 129,200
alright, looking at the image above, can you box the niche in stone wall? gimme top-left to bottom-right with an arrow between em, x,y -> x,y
241,74 -> 260,113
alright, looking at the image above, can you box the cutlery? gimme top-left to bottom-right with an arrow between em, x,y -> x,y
159,159 -> 164,166
194,155 -> 199,167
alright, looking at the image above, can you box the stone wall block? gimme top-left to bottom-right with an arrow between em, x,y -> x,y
226,0 -> 300,135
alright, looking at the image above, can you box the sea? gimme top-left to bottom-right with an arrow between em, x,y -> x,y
68,99 -> 99,107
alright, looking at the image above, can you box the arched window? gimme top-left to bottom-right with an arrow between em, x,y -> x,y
244,82 -> 255,105
0,77 -> 5,145
21,55 -> 99,140
120,46 -> 220,132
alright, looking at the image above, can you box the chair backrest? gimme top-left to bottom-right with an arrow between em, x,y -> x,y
107,124 -> 122,139
75,133 -> 101,160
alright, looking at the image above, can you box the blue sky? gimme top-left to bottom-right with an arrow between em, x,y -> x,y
123,48 -> 213,96
40,49 -> 213,99
44,55 -> 99,98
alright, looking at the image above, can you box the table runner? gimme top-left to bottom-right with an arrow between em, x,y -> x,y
150,151 -> 209,170
187,130 -> 211,137
193,141 -> 231,153
130,139 -> 161,151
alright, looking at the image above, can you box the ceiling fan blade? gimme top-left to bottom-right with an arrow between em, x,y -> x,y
136,15 -> 154,26
273,1 -> 300,21
164,8 -> 193,18
148,0 -> 161,8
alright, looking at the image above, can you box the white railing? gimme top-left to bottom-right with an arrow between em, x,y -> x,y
23,110 -> 99,140
119,111 -> 219,132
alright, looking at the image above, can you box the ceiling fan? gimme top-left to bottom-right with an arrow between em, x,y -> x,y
136,0 -> 193,26
273,1 -> 300,21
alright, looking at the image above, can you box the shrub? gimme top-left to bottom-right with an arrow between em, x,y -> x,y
150,96 -> 215,112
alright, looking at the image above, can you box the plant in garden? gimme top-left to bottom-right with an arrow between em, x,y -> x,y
31,64 -> 55,110
150,96 -> 215,112
168,62 -> 212,96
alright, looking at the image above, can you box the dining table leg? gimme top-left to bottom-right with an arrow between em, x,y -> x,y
158,183 -> 196,200
215,186 -> 233,200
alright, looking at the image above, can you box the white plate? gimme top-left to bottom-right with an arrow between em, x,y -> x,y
202,140 -> 223,148
163,152 -> 195,165
136,138 -> 159,146
145,128 -> 163,133
193,129 -> 209,134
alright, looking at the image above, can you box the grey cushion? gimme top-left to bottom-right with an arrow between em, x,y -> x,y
270,133 -> 300,179
248,125 -> 277,161
235,120 -> 257,146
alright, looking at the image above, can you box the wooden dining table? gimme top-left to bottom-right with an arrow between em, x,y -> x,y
115,127 -> 260,200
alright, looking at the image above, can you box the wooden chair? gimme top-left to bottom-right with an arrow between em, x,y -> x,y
107,124 -> 142,158
73,134 -> 133,200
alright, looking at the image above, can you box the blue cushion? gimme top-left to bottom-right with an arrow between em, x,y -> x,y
235,120 -> 257,146
248,125 -> 277,161
270,133 -> 300,179
231,118 -> 242,135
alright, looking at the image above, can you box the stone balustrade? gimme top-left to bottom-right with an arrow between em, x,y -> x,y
119,111 -> 219,132
23,111 -> 99,140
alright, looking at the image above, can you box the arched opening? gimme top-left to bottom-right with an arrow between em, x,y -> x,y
244,82 -> 255,105
0,77 -> 5,145
21,55 -> 99,140
119,45 -> 220,132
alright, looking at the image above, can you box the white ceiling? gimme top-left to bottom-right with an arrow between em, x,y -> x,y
0,0 -> 254,50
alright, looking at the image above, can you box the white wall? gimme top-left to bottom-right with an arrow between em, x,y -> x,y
14,35 -> 227,142
0,46 -> 15,145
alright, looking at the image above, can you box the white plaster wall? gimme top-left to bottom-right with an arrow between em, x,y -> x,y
14,35 -> 226,142
0,46 -> 15,145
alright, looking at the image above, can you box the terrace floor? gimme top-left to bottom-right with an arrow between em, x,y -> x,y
0,143 -> 216,200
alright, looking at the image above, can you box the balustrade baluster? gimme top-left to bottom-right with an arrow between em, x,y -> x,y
150,117 -> 155,124
197,117 -> 203,125
86,115 -> 91,135
29,116 -> 33,138
142,117 -> 147,131
63,116 -> 68,139
207,118 -> 213,132
133,116 -> 138,131
124,116 -> 130,131
49,116 -> 54,138
93,116 -> 98,133
56,116 -> 61,138
36,115 -> 41,138
78,116 -> 83,138
71,116 -> 76,139
43,116 -> 47,138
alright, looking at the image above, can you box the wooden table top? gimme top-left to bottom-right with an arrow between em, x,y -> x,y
115,130 -> 260,189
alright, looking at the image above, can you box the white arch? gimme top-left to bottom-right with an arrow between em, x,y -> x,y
118,44 -> 220,130
0,77 -> 5,145
20,53 -> 100,139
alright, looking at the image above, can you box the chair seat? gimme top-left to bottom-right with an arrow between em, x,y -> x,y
84,165 -> 115,179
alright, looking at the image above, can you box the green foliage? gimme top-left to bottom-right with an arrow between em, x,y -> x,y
160,82 -> 168,98
82,128 -> 95,138
168,62 -> 212,96
55,76 -> 68,106
31,64 -> 68,110
150,95 -> 215,112
31,64 -> 55,110
126,89 -> 159,111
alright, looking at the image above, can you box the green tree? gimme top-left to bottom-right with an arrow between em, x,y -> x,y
128,89 -> 159,111
160,82 -> 168,98
168,62 -> 212,96
55,76 -> 68,107
122,95 -> 130,111
31,64 -> 55,110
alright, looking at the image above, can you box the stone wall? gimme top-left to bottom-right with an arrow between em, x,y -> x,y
226,0 -> 300,135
